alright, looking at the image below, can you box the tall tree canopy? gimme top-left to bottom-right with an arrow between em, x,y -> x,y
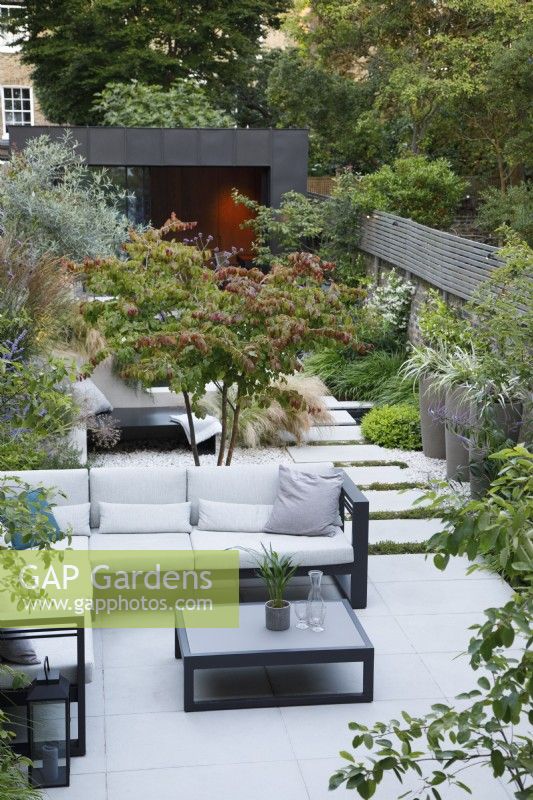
273,0 -> 532,181
6,0 -> 289,125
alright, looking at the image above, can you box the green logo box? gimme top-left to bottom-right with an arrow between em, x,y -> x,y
0,550 -> 240,628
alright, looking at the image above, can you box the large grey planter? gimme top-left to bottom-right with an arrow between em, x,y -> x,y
445,386 -> 471,481
265,600 -> 290,631
419,376 -> 446,460
469,401 -> 524,498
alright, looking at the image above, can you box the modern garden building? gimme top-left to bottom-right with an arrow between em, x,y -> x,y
9,126 -> 309,258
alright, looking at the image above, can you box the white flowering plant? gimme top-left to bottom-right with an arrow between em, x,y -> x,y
366,269 -> 415,337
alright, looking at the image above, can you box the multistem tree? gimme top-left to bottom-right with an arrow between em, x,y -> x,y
79,216 -> 359,465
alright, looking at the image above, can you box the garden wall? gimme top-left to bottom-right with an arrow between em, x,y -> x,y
359,211 -> 503,344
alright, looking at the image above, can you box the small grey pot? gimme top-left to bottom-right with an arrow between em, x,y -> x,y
265,600 -> 290,631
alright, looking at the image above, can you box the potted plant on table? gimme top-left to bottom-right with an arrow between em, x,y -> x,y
253,544 -> 297,632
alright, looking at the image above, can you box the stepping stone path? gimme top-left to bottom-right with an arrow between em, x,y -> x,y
343,465 -> 409,485
306,425 -> 363,442
287,394 -> 445,544
318,409 -> 355,426
288,444 -> 388,462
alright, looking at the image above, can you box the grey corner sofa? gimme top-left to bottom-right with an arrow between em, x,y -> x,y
0,464 -> 368,758
1,464 -> 369,609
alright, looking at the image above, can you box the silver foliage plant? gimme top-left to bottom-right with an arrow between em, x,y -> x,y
0,133 -> 129,260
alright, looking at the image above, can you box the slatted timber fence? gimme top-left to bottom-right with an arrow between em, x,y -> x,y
359,211 -> 504,301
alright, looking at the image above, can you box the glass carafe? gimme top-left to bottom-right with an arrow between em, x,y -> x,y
307,570 -> 326,631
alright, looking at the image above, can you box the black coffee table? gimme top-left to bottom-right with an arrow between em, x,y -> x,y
175,600 -> 374,711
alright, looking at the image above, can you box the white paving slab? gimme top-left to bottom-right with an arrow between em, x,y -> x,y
343,465 -> 409,485
367,517 -> 444,544
102,627 -> 176,668
398,611 -> 487,654
305,425 -> 363,442
105,708 -> 294,771
377,577 -> 513,616
281,698 -> 438,760
368,554 -> 491,583
108,761 -> 309,800
288,444 -> 388,462
365,488 -> 430,513
104,663 -> 183,714
321,396 -> 373,410
317,409 -> 354,425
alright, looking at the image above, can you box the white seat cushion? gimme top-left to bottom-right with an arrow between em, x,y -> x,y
50,536 -> 89,552
0,626 -> 94,685
89,532 -> 195,569
190,528 -> 353,569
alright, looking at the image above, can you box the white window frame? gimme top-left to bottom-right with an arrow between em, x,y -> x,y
1,84 -> 34,139
0,4 -> 23,52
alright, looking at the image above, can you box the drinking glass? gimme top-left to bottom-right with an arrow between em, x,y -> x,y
294,600 -> 309,629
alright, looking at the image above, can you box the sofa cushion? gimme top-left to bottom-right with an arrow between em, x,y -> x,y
89,532 -> 195,570
187,464 -> 336,526
265,466 -> 343,537
190,528 -> 353,569
0,469 -> 89,506
89,467 -> 187,528
0,626 -> 94,686
198,499 -> 273,533
98,502 -> 192,534
53,503 -> 91,536
51,535 -> 90,552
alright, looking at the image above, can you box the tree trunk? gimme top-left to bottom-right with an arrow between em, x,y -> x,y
217,383 -> 228,466
183,391 -> 200,466
225,396 -> 241,466
496,151 -> 507,194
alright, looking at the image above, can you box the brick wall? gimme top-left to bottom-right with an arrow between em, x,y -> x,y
0,52 -> 51,137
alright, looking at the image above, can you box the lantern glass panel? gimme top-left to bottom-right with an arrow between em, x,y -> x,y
28,699 -> 69,787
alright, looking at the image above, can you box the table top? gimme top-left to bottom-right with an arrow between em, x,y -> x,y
179,600 -> 372,657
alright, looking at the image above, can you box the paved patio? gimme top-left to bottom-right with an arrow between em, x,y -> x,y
43,404 -> 519,800
43,555 -> 514,800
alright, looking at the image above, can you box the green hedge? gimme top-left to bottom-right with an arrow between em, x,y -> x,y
361,403 -> 422,450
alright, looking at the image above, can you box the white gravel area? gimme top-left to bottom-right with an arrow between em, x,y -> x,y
90,439 -> 445,484
367,447 -> 447,484
90,445 -> 293,468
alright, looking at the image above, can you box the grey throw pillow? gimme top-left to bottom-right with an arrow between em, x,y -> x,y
0,632 -> 40,665
264,466 -> 343,537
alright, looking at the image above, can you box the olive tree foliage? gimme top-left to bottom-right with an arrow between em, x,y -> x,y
0,135 -> 129,260
79,217 -> 358,465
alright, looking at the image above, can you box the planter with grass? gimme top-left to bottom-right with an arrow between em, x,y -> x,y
444,386 -> 471,481
249,544 -> 297,632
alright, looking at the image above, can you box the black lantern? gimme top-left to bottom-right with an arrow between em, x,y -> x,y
27,657 -> 71,788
